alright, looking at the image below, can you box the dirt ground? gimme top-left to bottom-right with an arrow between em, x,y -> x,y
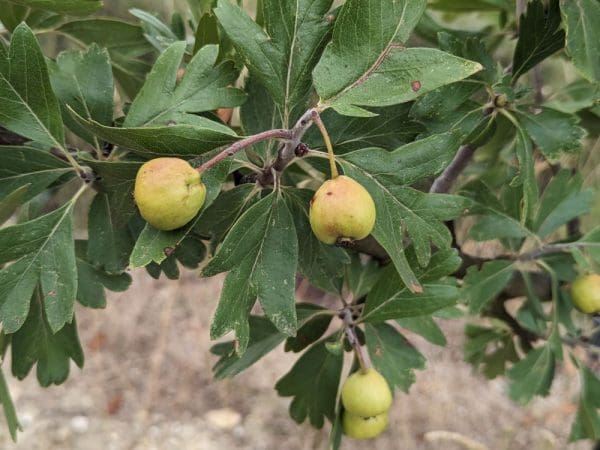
0,269 -> 594,450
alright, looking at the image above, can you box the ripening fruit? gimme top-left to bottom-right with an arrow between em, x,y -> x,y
309,175 -> 376,245
570,274 -> 600,314
134,157 -> 206,231
341,368 -> 392,417
342,411 -> 388,440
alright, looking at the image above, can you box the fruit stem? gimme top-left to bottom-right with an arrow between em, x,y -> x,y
342,307 -> 369,372
311,110 -> 338,179
197,129 -> 294,173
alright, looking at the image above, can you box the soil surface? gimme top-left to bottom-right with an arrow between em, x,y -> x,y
0,270 -> 593,450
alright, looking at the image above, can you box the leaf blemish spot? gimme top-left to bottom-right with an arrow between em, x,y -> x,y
411,80 -> 421,92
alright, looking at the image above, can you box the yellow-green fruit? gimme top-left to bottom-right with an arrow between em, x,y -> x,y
342,411 -> 388,440
341,368 -> 392,417
134,157 -> 206,231
309,175 -> 376,245
570,274 -> 600,314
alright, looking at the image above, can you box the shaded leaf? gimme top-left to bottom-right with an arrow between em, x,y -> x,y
508,345 -> 556,404
276,339 -> 343,428
464,260 -> 515,313
570,363 -> 600,441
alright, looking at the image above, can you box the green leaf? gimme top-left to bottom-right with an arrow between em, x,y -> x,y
0,23 -> 64,148
313,0 -> 426,100
211,316 -> 286,379
507,113 -> 539,224
469,214 -> 531,241
0,184 -> 30,225
463,260 -> 514,313
58,18 -> 154,99
338,133 -> 467,288
560,0 -> 600,83
464,323 -> 519,379
124,42 -> 245,127
204,191 -> 298,339
0,200 -> 77,333
0,146 -> 73,204
508,345 -> 556,404
534,169 -> 592,238
363,282 -> 459,322
513,107 -> 586,160
345,255 -> 382,300
512,0 -> 565,82
215,0 -> 333,125
283,188 -> 349,293
194,12 -> 219,54
49,45 -> 114,147
69,107 -> 238,157
276,339 -> 343,428
0,366 -> 21,441
303,104 -> 423,154
397,315 -> 446,346
366,322 -> 425,393
86,192 -> 135,274
10,289 -> 83,387
0,2 -> 28,32
317,47 -> 483,116
570,363 -> 600,441
4,0 -> 101,15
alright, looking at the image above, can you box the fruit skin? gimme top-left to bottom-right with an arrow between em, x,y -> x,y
342,411 -> 388,440
309,175 -> 376,245
341,368 -> 392,417
570,274 -> 600,314
134,157 -> 206,231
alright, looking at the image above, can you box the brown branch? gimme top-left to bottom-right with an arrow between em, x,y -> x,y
198,128 -> 293,173
430,144 -> 477,194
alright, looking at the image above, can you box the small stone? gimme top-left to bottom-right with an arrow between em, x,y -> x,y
204,408 -> 242,430
70,415 -> 89,433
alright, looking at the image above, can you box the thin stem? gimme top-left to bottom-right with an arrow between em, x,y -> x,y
518,242 -> 593,261
311,110 -> 338,179
197,129 -> 293,173
342,308 -> 368,372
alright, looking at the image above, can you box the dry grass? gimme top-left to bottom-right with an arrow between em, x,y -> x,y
0,269 -> 593,450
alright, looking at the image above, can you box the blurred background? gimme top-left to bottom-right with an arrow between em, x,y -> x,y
1,0 -> 599,449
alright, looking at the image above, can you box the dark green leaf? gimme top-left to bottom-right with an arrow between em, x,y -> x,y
204,191 -> 298,339
4,0 -> 100,15
49,45 -> 114,147
285,305 -> 332,353
58,18 -> 154,99
560,0 -> 600,83
0,23 -> 64,148
344,255 -> 381,300
11,289 -> 84,387
508,345 -> 556,404
0,184 -> 30,225
303,104 -> 423,154
211,316 -> 286,379
194,12 -> 219,54
570,363 -> 600,441
276,339 -> 343,428
429,0 -> 512,11
69,107 -> 238,157
76,257 -> 131,309
464,260 -> 515,313
512,0 -> 565,82
363,282 -> 458,322
366,322 -> 425,393
0,366 -> 21,441
0,200 -> 78,333
0,146 -> 73,204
